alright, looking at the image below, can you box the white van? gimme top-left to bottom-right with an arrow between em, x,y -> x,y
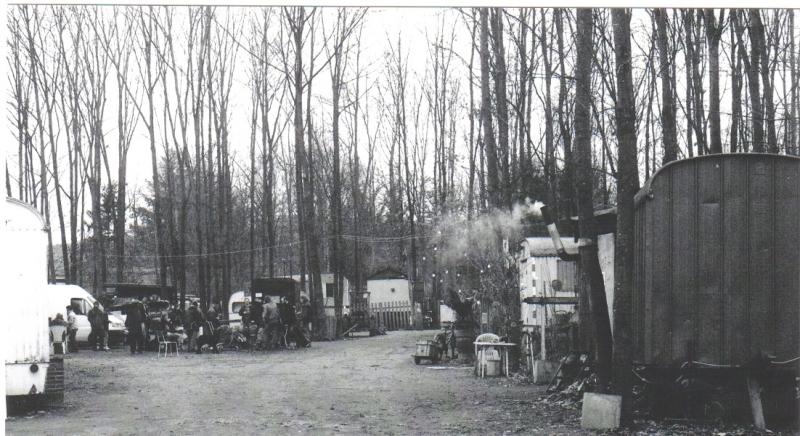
46,284 -> 127,345
227,290 -> 250,331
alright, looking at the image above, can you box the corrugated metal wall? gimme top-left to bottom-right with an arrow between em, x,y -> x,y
633,154 -> 800,366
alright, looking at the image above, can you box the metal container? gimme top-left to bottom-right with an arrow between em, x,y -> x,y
633,154 -> 800,366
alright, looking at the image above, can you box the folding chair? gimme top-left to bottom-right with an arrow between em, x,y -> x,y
158,331 -> 179,357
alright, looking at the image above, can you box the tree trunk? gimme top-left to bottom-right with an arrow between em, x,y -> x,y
491,8 -> 511,209
704,9 -> 723,154
751,10 -> 777,153
540,9 -> 556,209
555,9 -> 574,220
575,7 -> 613,391
479,8 -> 500,208
655,8 -> 678,164
735,10 -> 764,151
790,10 -> 798,155
730,13 -> 742,153
611,8 -> 640,425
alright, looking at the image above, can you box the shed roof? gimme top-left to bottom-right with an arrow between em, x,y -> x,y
520,237 -> 579,258
367,267 -> 408,281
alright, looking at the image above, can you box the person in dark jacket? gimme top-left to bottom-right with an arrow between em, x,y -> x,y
296,296 -> 312,347
87,302 -> 108,351
187,301 -> 205,353
249,298 -> 263,329
205,306 -> 220,353
277,297 -> 295,347
263,297 -> 281,350
125,302 -> 146,354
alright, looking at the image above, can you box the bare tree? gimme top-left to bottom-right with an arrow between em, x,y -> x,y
574,7 -> 613,390
611,7 -> 640,424
703,9 -> 724,154
655,8 -> 678,163
479,8 -> 500,209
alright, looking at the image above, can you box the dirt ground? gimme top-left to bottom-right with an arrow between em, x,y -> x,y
5,330 -> 782,435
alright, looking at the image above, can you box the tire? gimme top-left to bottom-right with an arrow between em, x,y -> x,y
414,357 -> 421,365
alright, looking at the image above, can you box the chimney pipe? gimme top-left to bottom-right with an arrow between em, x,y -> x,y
540,205 -> 580,262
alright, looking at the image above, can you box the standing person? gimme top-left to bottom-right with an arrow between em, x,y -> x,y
296,296 -> 312,347
187,301 -> 205,354
263,297 -> 281,350
125,302 -> 146,354
66,306 -> 78,353
87,302 -> 106,351
277,297 -> 295,347
206,306 -> 220,353
449,324 -> 457,359
249,298 -> 264,350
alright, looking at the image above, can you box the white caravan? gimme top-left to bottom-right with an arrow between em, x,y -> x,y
2,197 -> 62,405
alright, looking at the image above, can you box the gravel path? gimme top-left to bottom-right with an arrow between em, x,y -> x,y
6,330 -> 581,435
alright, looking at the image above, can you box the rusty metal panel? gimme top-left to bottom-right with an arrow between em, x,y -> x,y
748,157 -> 775,357
696,158 -> 723,363
649,167 -> 672,364
670,160 -> 696,363
635,154 -> 800,367
633,197 -> 646,361
772,159 -> 800,360
722,158 -> 750,364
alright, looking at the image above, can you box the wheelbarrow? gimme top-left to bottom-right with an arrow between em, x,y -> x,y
412,340 -> 442,365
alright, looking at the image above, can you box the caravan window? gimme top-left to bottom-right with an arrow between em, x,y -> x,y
325,283 -> 336,298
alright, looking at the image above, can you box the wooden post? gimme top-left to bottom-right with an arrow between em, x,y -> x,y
746,377 -> 766,430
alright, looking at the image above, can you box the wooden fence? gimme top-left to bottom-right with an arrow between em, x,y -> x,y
371,301 -> 413,331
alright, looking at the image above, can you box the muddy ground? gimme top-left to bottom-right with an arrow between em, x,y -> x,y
5,330 -> 779,435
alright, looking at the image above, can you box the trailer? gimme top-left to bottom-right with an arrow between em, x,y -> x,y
3,197 -> 63,411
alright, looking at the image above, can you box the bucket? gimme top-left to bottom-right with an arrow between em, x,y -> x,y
477,348 -> 501,377
454,323 -> 476,356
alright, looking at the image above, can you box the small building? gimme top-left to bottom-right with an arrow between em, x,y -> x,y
280,273 -> 351,315
366,268 -> 416,330
366,267 -> 411,305
517,237 -> 581,330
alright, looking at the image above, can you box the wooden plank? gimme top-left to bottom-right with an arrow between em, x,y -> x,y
671,161 -> 696,362
748,157 -> 774,358
696,158 -> 723,363
523,296 -> 579,305
722,158 -> 749,365
772,158 -> 800,361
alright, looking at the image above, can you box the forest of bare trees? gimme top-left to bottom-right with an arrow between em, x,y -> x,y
6,7 -> 800,345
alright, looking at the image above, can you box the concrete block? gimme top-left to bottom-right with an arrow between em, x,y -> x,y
532,360 -> 558,384
580,392 -> 621,430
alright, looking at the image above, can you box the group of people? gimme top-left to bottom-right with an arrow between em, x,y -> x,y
51,294 -> 317,355
238,295 -> 313,350
184,300 -> 223,354
434,324 -> 458,359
